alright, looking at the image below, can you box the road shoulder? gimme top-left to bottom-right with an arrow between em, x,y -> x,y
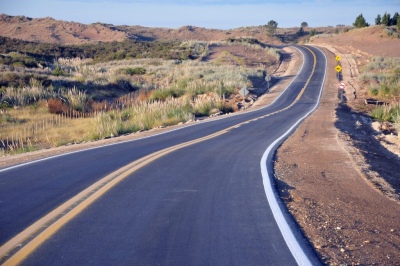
274,46 -> 400,265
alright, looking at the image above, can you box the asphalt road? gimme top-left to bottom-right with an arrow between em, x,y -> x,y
0,45 -> 326,265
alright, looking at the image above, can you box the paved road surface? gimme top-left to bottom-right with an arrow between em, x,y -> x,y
0,45 -> 326,265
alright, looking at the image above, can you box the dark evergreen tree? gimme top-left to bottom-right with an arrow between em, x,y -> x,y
266,20 -> 278,36
382,12 -> 390,26
392,12 -> 399,26
375,14 -> 382,25
353,14 -> 369,28
398,16 -> 400,30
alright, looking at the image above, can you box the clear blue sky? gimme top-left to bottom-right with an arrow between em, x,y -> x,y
0,0 -> 398,29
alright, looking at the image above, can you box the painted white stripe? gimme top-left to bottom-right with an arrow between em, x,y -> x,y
0,46 -> 306,173
260,46 -> 327,266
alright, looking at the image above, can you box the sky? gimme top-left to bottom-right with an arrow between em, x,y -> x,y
0,0 -> 399,29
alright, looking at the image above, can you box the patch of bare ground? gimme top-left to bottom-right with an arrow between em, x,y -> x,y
310,25 -> 400,58
202,44 -> 278,68
274,45 -> 400,265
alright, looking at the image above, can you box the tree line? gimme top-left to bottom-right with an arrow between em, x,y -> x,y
354,12 -> 399,28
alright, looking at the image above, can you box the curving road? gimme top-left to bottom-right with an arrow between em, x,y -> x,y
0,45 -> 326,265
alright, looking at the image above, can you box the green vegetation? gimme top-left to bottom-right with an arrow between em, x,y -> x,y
117,67 -> 147,75
266,20 -> 278,36
353,14 -> 369,28
0,38 -> 276,154
360,57 -> 400,126
0,37 -> 195,63
309,29 -> 317,37
374,11 -> 399,26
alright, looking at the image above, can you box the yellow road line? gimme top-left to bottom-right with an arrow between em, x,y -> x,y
0,46 -> 317,266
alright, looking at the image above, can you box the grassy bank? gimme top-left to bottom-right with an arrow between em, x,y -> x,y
1,40 -> 277,154
359,56 -> 400,130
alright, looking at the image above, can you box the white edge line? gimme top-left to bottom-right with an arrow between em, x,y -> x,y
0,46 -> 305,173
260,46 -> 327,266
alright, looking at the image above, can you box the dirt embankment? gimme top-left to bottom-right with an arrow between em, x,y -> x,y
274,45 -> 400,265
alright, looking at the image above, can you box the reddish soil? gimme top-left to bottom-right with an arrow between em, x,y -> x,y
0,14 -> 127,44
274,44 -> 400,265
311,26 -> 400,58
203,44 -> 278,68
0,14 -> 283,45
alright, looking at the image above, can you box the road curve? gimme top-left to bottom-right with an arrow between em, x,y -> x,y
0,45 -> 326,265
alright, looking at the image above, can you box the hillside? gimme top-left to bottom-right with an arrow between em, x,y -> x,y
0,14 -> 285,45
115,25 -> 282,44
0,14 -> 128,44
310,25 -> 400,58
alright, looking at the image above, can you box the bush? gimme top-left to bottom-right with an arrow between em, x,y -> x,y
48,98 -> 69,114
309,29 -> 317,37
150,88 -> 185,101
371,104 -> 400,122
52,67 -> 65,76
118,67 -> 146,75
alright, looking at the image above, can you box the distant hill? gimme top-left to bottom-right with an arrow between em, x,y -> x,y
0,14 -> 282,45
115,24 -> 279,43
0,14 -> 128,44
2,13 -> 398,58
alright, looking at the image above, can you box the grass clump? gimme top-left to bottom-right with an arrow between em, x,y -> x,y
370,104 -> 400,122
359,56 -> 400,123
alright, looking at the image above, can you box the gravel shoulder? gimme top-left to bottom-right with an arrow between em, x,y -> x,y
274,46 -> 400,265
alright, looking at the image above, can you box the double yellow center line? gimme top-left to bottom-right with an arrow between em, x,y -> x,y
0,46 -> 317,266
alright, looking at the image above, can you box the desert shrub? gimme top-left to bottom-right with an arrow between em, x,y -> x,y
117,67 -> 146,75
0,101 -> 10,109
48,98 -> 69,114
1,86 -> 55,107
62,87 -> 89,112
52,67 -> 65,76
150,87 -> 185,101
309,29 -> 317,36
371,104 -> 400,122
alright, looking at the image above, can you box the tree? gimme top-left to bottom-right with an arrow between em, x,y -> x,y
353,14 -> 369,28
398,16 -> 400,31
297,27 -> 304,36
393,12 -> 399,26
266,20 -> 278,36
382,12 -> 390,26
375,14 -> 382,25
301,22 -> 308,28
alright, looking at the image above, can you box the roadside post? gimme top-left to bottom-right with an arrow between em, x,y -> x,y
239,86 -> 249,101
335,55 -> 342,81
265,75 -> 271,91
338,81 -> 346,102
